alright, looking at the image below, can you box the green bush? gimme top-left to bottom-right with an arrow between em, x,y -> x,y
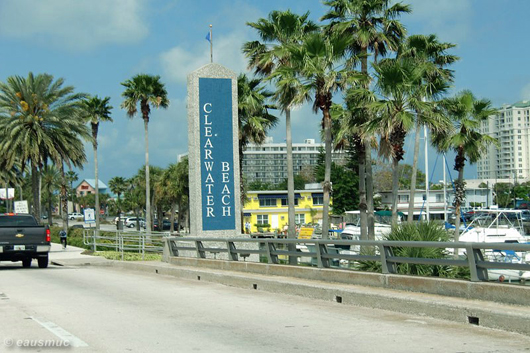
356,222 -> 470,279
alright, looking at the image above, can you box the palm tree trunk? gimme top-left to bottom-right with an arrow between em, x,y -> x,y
365,138 -> 375,241
408,122 -> 421,222
31,165 -> 40,220
59,163 -> 69,232
94,141 -> 100,233
322,108 -> 333,240
286,108 -> 297,264
454,168 -> 465,241
360,48 -> 373,240
47,190 -> 53,227
144,119 -> 151,231
358,141 -> 368,241
392,157 -> 400,224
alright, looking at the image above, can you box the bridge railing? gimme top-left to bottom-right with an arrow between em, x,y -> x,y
164,236 -> 530,282
82,229 -> 170,260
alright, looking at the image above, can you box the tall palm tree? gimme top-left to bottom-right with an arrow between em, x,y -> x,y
322,0 -> 410,241
237,73 -> 278,229
82,96 -> 113,231
108,176 -> 128,218
365,58 -> 421,223
121,74 -> 169,231
398,34 -> 458,222
40,165 -> 60,227
433,90 -> 498,239
0,72 -> 88,220
275,31 -> 356,238
244,10 -> 318,243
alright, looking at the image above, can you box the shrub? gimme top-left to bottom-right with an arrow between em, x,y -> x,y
356,221 -> 470,279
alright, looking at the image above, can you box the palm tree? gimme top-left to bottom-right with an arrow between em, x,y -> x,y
365,58 -> 421,223
275,31 -> 355,238
121,74 -> 169,231
175,157 -> 189,232
434,90 -> 498,240
65,170 -> 78,212
156,163 -> 181,233
0,72 -> 88,220
108,176 -> 128,218
244,10 -> 318,243
322,0 -> 410,241
40,165 -> 60,227
237,73 -> 278,229
82,96 -> 113,231
398,34 -> 458,222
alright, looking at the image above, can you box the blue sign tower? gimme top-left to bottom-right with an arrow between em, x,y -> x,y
187,64 -> 241,236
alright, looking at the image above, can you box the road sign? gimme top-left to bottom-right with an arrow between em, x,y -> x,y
14,200 -> 29,214
84,208 -> 95,223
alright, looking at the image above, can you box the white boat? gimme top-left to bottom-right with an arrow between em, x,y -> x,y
342,210 -> 398,241
458,209 -> 530,282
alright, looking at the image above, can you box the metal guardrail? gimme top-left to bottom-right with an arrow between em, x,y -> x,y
82,229 -> 170,260
164,237 -> 530,282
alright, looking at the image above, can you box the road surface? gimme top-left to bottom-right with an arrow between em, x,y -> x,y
1,259 -> 529,352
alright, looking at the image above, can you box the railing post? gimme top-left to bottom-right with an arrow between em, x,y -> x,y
227,241 -> 238,261
380,243 -> 396,274
315,242 -> 329,268
466,244 -> 488,282
195,241 -> 205,258
265,241 -> 278,264
92,229 -> 96,253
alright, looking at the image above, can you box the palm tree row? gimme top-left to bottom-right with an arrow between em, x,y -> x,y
243,0 -> 498,236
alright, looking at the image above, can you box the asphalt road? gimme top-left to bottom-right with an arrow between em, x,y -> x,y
1,262 -> 530,353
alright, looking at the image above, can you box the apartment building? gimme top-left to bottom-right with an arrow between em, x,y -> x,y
242,137 -> 346,185
477,100 -> 530,181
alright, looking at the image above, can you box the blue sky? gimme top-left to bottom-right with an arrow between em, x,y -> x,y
0,0 -> 527,186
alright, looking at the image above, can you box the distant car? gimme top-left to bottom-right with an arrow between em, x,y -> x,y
153,219 -> 178,231
125,217 -> 146,228
68,212 -> 83,220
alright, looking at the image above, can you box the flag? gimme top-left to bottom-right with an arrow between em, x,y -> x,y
205,32 -> 211,43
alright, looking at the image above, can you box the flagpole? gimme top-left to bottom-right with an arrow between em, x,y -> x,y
209,24 -> 213,63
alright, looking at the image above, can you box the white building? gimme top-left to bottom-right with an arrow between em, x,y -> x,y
477,100 -> 530,181
242,137 -> 346,185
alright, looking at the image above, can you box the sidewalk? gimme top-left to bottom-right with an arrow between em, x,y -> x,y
49,242 -> 112,266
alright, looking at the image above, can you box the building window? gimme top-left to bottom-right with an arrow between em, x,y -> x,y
436,194 -> 444,203
281,198 -> 298,206
312,195 -> 324,205
257,215 -> 269,225
259,198 -> 276,207
295,214 -> 305,225
398,195 -> 409,203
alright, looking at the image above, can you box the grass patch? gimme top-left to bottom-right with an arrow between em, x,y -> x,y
93,251 -> 162,261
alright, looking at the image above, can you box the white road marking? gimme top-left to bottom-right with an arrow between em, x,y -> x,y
30,316 -> 88,347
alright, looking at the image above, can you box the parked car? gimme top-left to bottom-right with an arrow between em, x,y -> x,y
153,219 -> 178,231
68,212 -> 83,220
125,217 -> 146,229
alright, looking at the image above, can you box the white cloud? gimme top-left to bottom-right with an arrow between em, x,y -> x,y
160,30 -> 248,84
0,0 -> 149,51
520,83 -> 530,102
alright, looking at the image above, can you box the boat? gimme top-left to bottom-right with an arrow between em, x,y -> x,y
342,210 -> 400,241
458,209 -> 530,282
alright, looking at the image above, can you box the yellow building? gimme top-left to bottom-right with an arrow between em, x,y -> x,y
243,189 -> 326,234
